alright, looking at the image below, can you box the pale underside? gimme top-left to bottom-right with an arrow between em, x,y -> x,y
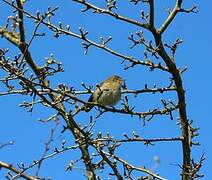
92,86 -> 121,106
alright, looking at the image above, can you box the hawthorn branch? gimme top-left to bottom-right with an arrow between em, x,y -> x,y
93,136 -> 182,145
149,0 -> 154,28
151,12 -> 190,180
0,160 -> 39,180
158,0 -> 182,34
1,0 -> 168,72
101,150 -> 167,180
0,85 -> 176,97
73,0 -> 150,29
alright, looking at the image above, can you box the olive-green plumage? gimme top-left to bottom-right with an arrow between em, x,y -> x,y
85,75 -> 123,112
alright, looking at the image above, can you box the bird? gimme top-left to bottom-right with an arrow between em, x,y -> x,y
85,75 -> 123,112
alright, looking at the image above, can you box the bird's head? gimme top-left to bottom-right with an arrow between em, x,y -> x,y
110,75 -> 123,84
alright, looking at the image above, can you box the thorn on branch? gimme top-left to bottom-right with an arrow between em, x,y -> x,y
179,66 -> 188,75
81,5 -> 91,12
140,10 -> 149,23
61,125 -> 69,133
164,38 -> 183,58
106,0 -> 117,11
99,35 -> 112,47
189,153 -> 205,179
179,6 -> 198,14
0,141 -> 15,149
81,82 -> 92,92
82,41 -> 91,55
128,31 -> 144,49
79,27 -> 88,39
121,96 -> 135,115
66,25 -> 71,31
123,133 -> 131,140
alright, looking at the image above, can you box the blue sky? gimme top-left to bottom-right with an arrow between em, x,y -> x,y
0,0 -> 211,179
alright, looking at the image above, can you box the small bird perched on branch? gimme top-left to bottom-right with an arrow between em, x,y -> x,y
85,75 -> 123,112
71,75 -> 123,116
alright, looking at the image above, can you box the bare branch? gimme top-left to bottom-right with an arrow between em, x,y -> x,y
158,0 -> 182,34
73,0 -> 150,29
0,160 -> 39,180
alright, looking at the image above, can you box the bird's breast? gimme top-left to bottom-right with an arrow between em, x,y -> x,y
96,87 -> 121,106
